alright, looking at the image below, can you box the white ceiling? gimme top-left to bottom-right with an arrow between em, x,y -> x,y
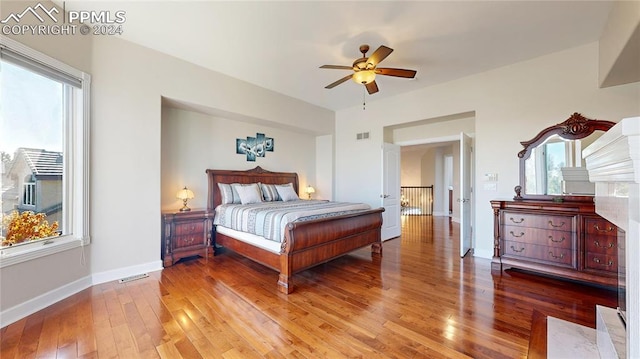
66,1 -> 615,111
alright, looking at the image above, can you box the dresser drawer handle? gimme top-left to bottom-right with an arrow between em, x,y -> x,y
510,245 -> 525,253
548,220 -> 566,228
548,251 -> 564,259
182,237 -> 195,244
593,240 -> 615,249
509,231 -> 525,238
593,257 -> 614,266
549,236 -> 565,243
509,217 -> 524,224
593,224 -> 614,233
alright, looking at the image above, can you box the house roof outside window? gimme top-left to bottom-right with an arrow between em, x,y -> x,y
9,148 -> 62,178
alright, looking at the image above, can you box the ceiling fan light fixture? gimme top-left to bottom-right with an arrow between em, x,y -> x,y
353,70 -> 376,84
321,44 -> 415,93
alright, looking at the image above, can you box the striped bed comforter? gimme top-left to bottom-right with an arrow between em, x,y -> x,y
213,200 -> 371,243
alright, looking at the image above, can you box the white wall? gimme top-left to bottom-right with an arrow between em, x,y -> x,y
393,116 -> 475,144
315,135 -> 333,200
336,42 -> 640,259
400,148 -> 427,186
161,107 -> 318,210
599,0 -> 640,87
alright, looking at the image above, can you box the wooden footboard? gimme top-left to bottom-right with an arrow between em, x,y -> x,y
277,207 -> 384,293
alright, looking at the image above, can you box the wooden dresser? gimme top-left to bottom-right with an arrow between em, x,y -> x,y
491,199 -> 617,287
161,209 -> 214,267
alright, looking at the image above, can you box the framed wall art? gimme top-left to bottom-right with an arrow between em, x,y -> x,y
236,133 -> 274,161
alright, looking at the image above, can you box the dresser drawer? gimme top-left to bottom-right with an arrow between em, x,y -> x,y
502,212 -> 574,231
175,221 -> 204,236
584,217 -> 617,237
503,240 -> 575,268
503,225 -> 574,249
585,252 -> 617,273
585,236 -> 617,254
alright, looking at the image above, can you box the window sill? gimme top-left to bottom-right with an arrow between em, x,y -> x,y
0,235 -> 88,269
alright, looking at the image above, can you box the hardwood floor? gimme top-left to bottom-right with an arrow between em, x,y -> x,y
1,216 -> 616,358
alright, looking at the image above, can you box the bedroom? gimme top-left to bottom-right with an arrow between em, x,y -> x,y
1,0 -> 639,357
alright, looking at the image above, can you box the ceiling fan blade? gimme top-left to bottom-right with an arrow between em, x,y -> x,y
325,74 -> 353,89
320,65 -> 353,70
365,80 -> 379,95
376,68 -> 417,78
368,45 -> 393,66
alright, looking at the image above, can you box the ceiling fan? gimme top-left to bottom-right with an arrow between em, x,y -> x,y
320,44 -> 417,95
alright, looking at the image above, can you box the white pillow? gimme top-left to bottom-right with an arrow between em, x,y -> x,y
275,183 -> 300,202
236,183 -> 263,204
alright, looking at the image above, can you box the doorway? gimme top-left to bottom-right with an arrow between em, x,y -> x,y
383,112 -> 475,256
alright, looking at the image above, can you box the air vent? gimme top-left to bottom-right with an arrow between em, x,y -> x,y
118,273 -> 149,283
356,132 -> 370,140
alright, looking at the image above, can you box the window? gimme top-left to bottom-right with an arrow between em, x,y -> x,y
543,141 -> 567,195
0,35 -> 90,267
22,180 -> 36,206
527,136 -> 576,195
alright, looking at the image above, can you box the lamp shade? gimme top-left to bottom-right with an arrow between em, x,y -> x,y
352,70 -> 376,84
176,186 -> 194,200
305,186 -> 315,194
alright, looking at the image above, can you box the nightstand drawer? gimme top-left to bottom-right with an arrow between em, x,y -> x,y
173,234 -> 203,250
175,221 -> 204,235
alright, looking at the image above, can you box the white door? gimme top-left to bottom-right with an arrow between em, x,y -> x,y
459,133 -> 472,257
381,143 -> 401,240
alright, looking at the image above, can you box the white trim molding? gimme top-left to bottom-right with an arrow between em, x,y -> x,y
0,274 -> 92,328
91,260 -> 163,286
0,260 -> 164,328
0,236 -> 82,269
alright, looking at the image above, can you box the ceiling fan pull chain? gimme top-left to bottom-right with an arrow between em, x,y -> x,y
363,87 -> 366,110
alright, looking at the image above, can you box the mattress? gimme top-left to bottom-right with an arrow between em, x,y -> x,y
213,200 -> 371,242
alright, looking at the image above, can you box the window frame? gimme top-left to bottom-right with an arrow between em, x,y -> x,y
0,35 -> 90,268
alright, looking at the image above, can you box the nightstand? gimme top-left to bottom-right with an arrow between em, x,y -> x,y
161,209 -> 214,267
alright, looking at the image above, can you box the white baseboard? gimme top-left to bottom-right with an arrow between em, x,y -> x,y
432,211 -> 447,217
91,260 -> 163,285
1,260 -> 164,328
451,216 -> 461,223
0,275 -> 92,328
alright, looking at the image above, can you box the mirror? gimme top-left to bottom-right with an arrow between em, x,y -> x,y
516,113 -> 615,200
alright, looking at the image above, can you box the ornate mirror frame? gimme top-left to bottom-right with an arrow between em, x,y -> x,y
514,112 -> 616,201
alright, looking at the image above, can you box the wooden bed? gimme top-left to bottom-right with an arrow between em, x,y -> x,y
206,166 -> 384,294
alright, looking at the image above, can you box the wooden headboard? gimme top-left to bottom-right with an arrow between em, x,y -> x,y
206,166 -> 300,210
